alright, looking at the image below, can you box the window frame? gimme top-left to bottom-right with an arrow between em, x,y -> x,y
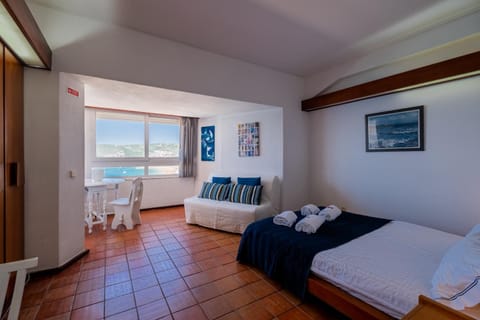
90,109 -> 180,178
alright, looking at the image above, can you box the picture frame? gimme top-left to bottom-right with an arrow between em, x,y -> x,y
365,106 -> 424,152
238,122 -> 260,157
201,125 -> 215,161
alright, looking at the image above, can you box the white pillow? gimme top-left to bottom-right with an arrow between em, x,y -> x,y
431,224 -> 480,310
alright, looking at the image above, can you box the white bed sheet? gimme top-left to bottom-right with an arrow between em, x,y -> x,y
310,221 -> 461,319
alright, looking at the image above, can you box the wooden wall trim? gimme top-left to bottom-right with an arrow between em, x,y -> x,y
1,0 -> 52,69
302,51 -> 480,111
0,43 -> 4,263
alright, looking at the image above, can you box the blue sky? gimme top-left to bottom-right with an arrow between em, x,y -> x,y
96,119 -> 179,145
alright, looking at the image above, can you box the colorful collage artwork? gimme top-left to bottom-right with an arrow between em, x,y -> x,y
238,122 -> 260,157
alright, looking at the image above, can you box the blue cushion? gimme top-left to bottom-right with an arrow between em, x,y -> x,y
228,184 -> 263,205
237,177 -> 261,186
198,182 -> 229,201
212,176 -> 231,184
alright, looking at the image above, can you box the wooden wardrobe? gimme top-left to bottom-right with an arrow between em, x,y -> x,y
0,42 -> 24,263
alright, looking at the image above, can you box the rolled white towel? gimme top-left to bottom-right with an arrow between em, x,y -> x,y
300,204 -> 320,216
319,205 -> 342,221
273,210 -> 297,227
295,214 -> 326,234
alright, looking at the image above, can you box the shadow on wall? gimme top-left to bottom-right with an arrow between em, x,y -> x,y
51,25 -> 297,107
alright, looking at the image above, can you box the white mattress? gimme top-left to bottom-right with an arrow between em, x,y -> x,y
310,221 -> 461,319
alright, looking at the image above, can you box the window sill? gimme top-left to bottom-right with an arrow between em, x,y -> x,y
120,175 -> 193,181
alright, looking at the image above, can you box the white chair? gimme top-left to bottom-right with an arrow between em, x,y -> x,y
110,177 -> 143,230
0,257 -> 38,320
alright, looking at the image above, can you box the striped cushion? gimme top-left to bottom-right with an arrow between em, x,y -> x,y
199,182 -> 229,201
228,184 -> 263,205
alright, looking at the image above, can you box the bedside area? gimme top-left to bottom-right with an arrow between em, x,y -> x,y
403,295 -> 478,320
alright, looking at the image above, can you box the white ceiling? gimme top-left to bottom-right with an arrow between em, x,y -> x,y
29,0 -> 480,76
77,74 -> 275,118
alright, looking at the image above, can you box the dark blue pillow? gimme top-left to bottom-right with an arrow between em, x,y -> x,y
237,177 -> 261,186
212,176 -> 231,184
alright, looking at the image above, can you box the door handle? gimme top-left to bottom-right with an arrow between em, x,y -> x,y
8,162 -> 18,186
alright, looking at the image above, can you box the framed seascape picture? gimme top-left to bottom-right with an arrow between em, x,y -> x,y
201,126 -> 215,161
238,122 -> 260,157
365,106 -> 424,152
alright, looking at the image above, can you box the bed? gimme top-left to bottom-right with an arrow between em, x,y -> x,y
236,209 -> 478,319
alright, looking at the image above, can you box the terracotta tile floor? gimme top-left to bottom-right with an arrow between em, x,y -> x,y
20,206 -> 347,320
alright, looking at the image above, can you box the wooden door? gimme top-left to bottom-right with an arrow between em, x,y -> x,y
4,47 -> 24,262
0,44 -> 4,263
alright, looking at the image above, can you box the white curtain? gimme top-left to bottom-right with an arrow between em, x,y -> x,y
179,117 -> 198,177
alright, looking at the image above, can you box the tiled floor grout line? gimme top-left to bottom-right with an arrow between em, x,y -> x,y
151,224 -> 175,317
125,231 -> 145,320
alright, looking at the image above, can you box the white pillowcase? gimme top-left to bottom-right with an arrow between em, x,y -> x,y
431,224 -> 480,310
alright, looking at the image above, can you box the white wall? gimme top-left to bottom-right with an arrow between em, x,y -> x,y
24,70 -> 60,270
24,71 -> 90,270
139,178 -> 195,208
28,4 -> 309,211
308,75 -> 480,236
58,73 -> 86,265
195,108 -> 283,193
304,10 -> 480,98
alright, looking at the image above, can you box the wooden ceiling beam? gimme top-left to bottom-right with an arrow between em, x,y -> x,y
1,0 -> 52,69
302,51 -> 480,112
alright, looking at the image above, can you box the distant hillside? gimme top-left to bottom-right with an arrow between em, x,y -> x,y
97,143 -> 179,157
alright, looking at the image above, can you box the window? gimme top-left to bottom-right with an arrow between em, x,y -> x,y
89,110 -> 180,177
149,118 -> 180,158
96,113 -> 145,158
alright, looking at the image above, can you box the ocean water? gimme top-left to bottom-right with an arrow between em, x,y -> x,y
102,166 -> 178,177
104,167 -> 144,177
373,122 -> 419,148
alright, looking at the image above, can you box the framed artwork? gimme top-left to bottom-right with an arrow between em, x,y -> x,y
201,126 -> 215,161
238,122 -> 260,157
365,106 -> 424,152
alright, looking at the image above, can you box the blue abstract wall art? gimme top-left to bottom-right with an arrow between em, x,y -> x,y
201,126 -> 215,161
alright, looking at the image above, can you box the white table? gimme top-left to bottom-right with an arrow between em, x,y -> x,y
84,178 -> 125,233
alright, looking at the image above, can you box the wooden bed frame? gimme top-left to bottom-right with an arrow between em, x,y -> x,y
307,275 -> 395,320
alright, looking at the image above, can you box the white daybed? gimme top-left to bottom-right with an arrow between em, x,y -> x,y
184,175 -> 280,233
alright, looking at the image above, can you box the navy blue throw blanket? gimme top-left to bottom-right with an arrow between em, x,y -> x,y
236,209 -> 391,299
